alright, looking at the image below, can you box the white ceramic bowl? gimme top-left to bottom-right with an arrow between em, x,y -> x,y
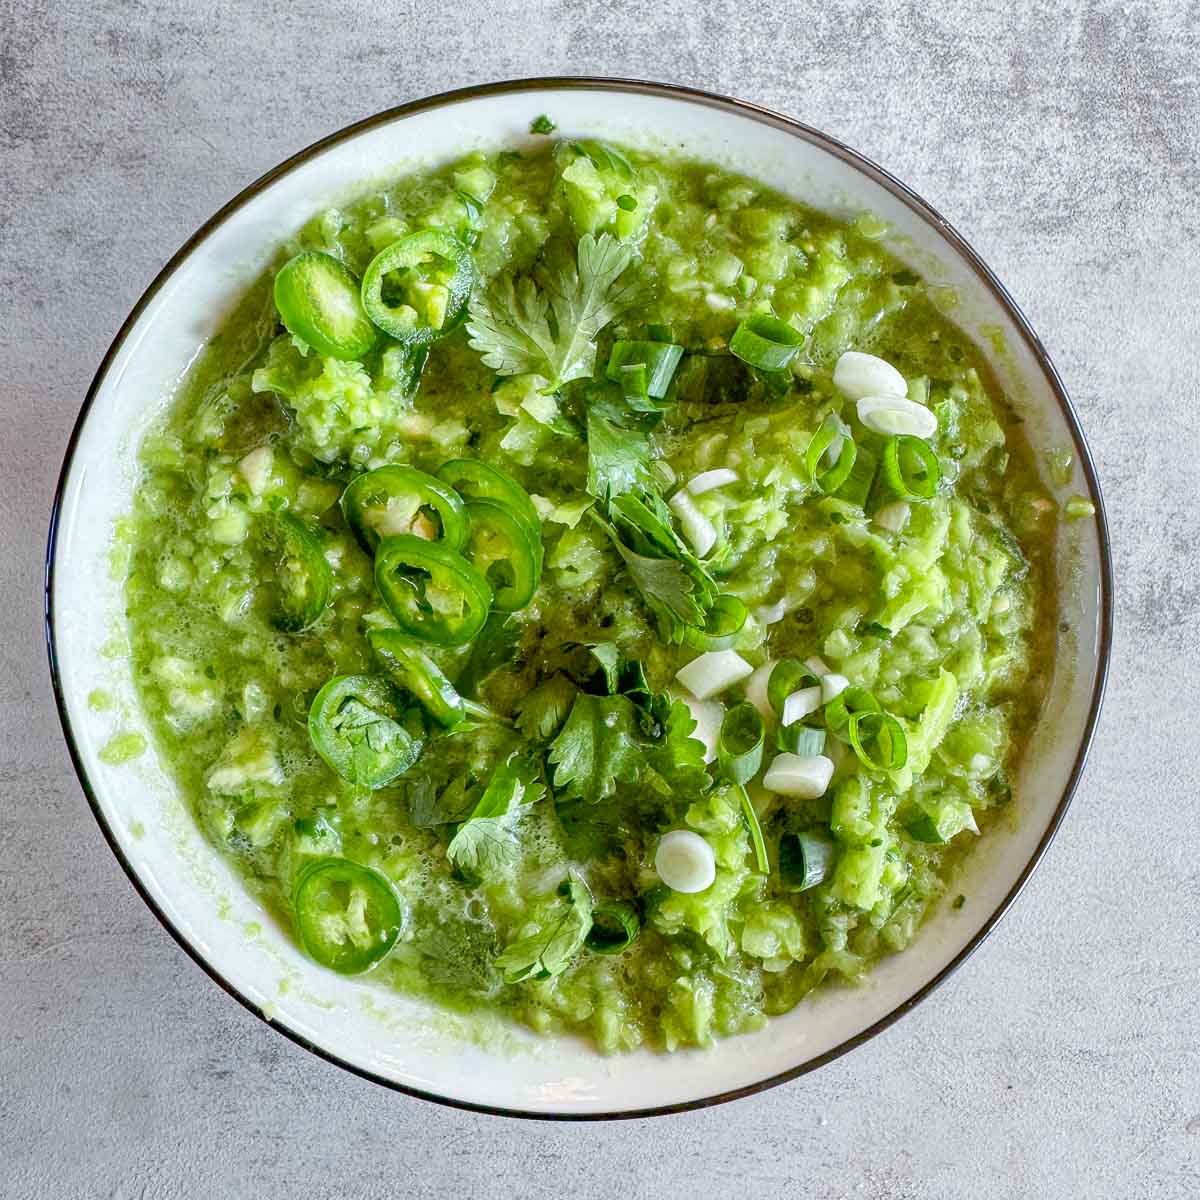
46,78 -> 1112,1118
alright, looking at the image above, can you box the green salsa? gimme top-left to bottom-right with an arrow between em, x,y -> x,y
122,137 -> 1055,1052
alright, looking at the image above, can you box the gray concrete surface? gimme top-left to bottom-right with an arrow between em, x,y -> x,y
2,0 -> 1197,1195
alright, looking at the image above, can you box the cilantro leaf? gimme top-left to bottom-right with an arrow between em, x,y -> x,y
594,491 -> 719,640
607,535 -> 711,630
585,408 -> 654,500
555,794 -> 630,860
494,873 -> 594,983
446,755 -> 544,878
585,641 -> 622,692
406,775 -> 479,827
644,698 -> 712,799
547,693 -> 643,805
545,650 -> 712,857
601,651 -> 711,799
329,698 -> 419,785
410,901 -> 502,997
515,673 -> 579,742
466,233 -> 639,391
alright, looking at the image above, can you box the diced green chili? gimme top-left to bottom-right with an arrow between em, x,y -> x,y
461,499 -> 541,612
269,512 -> 332,632
340,465 -> 469,555
272,251 -> 377,360
360,230 -> 475,344
308,674 -> 425,788
293,857 -> 404,974
374,535 -> 493,646
367,627 -> 466,728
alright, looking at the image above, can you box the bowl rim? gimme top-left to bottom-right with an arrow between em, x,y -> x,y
44,74 -> 1114,1121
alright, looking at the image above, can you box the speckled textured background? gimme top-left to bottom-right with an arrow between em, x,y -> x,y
3,1 -> 1198,1195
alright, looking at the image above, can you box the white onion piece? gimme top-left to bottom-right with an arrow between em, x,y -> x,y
856,395 -> 938,439
655,830 -> 716,893
671,690 -> 724,763
372,495 -> 422,538
668,490 -> 717,557
781,686 -> 822,726
821,673 -> 850,704
743,662 -> 775,722
763,753 -> 835,799
755,599 -> 789,625
874,501 -> 911,533
675,650 -> 753,700
686,468 -> 739,496
238,446 -> 273,496
805,655 -> 831,677
833,351 -> 908,400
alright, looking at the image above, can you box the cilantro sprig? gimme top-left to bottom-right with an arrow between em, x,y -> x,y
544,643 -> 712,814
495,872 -> 593,983
446,755 -> 544,877
466,233 -> 640,392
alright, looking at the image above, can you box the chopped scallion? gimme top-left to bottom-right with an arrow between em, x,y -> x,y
836,442 -> 877,507
585,900 -> 640,954
847,710 -> 908,771
767,659 -> 819,716
718,702 -> 766,785
606,339 -> 685,399
736,785 -> 769,873
680,592 -> 749,652
779,831 -> 836,891
729,314 -> 805,372
824,685 -> 882,741
805,413 -> 859,496
777,723 -> 826,755
881,435 -> 940,500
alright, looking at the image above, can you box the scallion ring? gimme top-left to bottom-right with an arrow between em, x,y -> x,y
680,593 -> 749,652
881,435 -> 941,500
718,702 -> 765,785
729,314 -> 805,372
585,900 -> 641,955
777,724 -> 827,756
736,785 -> 769,874
805,414 -> 858,495
847,710 -> 908,771
835,442 -> 877,508
606,339 -> 685,399
767,659 -> 820,717
824,685 -> 882,741
779,831 -> 836,892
